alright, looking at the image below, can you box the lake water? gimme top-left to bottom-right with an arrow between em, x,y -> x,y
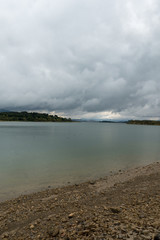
0,121 -> 160,201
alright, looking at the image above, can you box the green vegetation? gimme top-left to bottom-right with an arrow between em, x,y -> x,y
0,112 -> 72,122
127,120 -> 160,126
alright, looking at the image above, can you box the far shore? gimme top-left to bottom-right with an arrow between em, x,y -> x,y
0,161 -> 159,239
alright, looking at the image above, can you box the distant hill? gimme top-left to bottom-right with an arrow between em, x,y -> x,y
0,112 -> 72,122
0,109 -> 10,112
127,120 -> 160,126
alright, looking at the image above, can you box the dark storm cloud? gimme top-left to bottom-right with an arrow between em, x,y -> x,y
0,0 -> 160,119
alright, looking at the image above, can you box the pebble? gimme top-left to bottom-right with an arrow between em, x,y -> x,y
68,213 -> 75,218
0,162 -> 159,240
154,234 -> 160,240
110,207 -> 121,213
30,224 -> 34,229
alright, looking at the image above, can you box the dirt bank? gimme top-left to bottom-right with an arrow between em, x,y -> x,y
0,162 -> 160,239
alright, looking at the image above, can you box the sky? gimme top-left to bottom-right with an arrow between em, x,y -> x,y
0,0 -> 160,120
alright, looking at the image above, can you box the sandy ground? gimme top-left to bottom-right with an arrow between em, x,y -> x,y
0,161 -> 159,240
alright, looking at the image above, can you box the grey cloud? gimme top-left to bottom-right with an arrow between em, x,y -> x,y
0,0 -> 160,119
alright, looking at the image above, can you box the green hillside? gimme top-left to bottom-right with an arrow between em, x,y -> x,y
0,112 -> 72,122
127,120 -> 160,126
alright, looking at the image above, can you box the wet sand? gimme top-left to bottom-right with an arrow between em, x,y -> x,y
0,161 -> 160,239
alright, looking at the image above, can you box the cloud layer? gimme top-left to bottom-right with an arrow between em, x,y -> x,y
0,0 -> 160,119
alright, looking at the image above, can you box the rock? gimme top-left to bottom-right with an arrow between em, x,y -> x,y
59,228 -> 66,236
47,228 -> 59,237
142,229 -> 150,235
2,233 -> 9,238
89,181 -> 96,185
127,237 -> 134,240
68,213 -> 75,218
30,224 -> 34,229
141,235 -> 151,240
52,229 -> 59,237
110,207 -> 121,213
154,234 -> 160,240
152,221 -> 159,228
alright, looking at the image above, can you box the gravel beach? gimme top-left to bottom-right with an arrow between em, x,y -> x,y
0,162 -> 159,240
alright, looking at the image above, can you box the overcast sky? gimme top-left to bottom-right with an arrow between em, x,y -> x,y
0,0 -> 160,119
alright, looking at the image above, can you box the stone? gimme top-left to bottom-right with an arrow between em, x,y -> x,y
154,234 -> 160,240
89,181 -> 96,185
30,224 -> 34,229
110,207 -> 121,214
47,228 -> 59,237
68,213 -> 75,218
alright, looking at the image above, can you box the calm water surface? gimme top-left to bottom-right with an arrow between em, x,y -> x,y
0,121 -> 160,200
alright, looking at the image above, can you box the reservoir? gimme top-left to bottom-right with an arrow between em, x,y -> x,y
0,121 -> 160,201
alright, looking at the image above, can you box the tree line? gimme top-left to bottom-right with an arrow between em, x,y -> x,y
0,112 -> 72,122
127,120 -> 160,126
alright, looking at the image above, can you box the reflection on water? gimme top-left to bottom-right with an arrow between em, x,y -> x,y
0,121 -> 160,201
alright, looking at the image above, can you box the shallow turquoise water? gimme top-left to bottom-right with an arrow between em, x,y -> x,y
0,121 -> 160,200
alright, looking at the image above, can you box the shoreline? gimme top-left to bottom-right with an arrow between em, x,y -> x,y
0,161 -> 160,239
0,161 -> 157,203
